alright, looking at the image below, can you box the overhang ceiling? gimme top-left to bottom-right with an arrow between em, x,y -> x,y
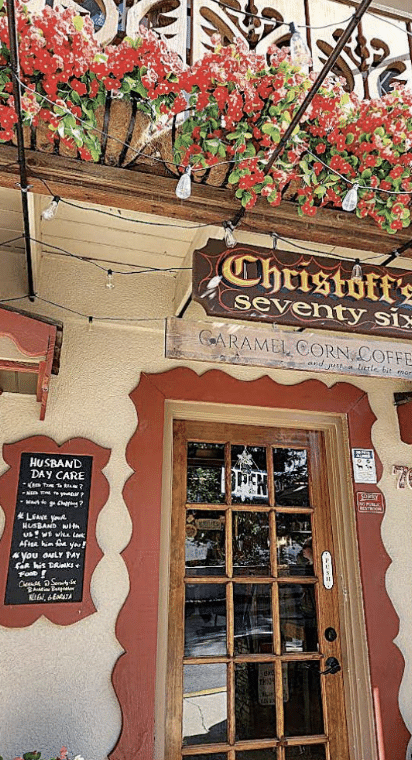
371,0 -> 412,12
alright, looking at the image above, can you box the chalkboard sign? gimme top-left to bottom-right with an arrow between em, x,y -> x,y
4,452 -> 93,605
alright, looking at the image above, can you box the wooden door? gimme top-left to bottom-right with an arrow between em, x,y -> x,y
165,420 -> 350,760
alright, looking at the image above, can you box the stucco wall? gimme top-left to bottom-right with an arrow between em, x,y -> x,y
0,250 -> 412,759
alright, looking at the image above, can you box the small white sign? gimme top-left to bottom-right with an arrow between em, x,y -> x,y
321,551 -> 334,590
258,663 -> 275,705
352,448 -> 377,483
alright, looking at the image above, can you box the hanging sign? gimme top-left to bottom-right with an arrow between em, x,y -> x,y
192,240 -> 412,340
166,317 -> 412,381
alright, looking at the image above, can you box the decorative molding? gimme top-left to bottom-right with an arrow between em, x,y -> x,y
111,367 -> 409,760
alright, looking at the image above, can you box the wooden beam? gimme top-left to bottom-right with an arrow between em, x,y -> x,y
0,145 -> 409,256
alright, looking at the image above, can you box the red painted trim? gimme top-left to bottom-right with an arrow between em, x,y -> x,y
0,307 -> 55,358
0,436 -> 110,626
112,368 -> 409,760
396,400 -> 412,445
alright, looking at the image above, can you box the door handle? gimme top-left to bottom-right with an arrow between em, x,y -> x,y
320,656 -> 341,675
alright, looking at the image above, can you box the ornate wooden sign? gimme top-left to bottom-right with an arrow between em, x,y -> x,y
192,240 -> 412,340
166,317 -> 412,381
0,436 -> 110,627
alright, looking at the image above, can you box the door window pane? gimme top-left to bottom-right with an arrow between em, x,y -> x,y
183,664 -> 227,745
185,584 -> 227,656
234,584 -> 273,654
235,663 -> 277,740
276,515 -> 314,578
185,756 -> 227,760
233,512 -> 270,576
279,584 -> 318,653
187,443 -> 225,503
236,750 -> 277,759
231,446 -> 268,504
273,449 -> 309,507
186,510 -> 226,576
283,662 -> 324,736
285,746 -> 326,759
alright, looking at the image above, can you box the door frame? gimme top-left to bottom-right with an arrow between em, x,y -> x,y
155,399 -> 377,760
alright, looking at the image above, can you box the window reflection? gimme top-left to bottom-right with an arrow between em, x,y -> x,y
235,663 -> 277,740
285,746 -> 326,759
185,584 -> 227,657
283,662 -> 324,736
233,512 -> 270,576
279,584 -> 318,653
187,442 -> 225,503
183,664 -> 227,745
231,446 -> 268,504
234,584 -> 273,654
276,514 -> 314,578
185,755 -> 227,760
273,449 -> 309,507
185,510 -> 226,576
236,750 -> 277,759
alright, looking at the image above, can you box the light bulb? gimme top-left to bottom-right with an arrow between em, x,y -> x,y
223,221 -> 237,248
271,232 -> 278,250
289,22 -> 311,66
351,259 -> 363,283
342,183 -> 359,212
41,196 -> 60,221
106,269 -> 115,289
176,166 -> 192,200
88,316 -> 93,332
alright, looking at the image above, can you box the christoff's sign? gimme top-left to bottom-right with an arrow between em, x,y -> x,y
192,240 -> 412,339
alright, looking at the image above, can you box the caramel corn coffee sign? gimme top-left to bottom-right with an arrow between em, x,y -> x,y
192,240 -> 412,338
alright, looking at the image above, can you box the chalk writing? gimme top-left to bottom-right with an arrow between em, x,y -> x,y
4,453 -> 92,605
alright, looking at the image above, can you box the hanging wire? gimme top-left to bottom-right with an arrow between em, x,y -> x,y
16,75 -> 246,176
35,295 -> 167,322
306,151 -> 412,195
27,234 -> 194,274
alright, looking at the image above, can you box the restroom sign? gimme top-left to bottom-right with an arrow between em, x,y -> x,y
352,449 -> 377,483
356,491 -> 385,513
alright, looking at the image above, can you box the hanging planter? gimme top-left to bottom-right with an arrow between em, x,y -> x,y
0,4 -> 184,163
0,4 -> 410,232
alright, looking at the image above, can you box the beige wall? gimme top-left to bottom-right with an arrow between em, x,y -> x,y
1,249 -> 412,759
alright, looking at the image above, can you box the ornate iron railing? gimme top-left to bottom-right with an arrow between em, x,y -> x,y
24,0 -> 412,99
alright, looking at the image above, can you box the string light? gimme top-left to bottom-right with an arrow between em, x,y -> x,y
271,232 -> 279,250
106,269 -> 115,289
223,220 -> 237,248
351,258 -> 363,282
175,166 -> 192,200
88,315 -> 93,332
289,22 -> 311,66
342,183 -> 359,212
41,195 -> 60,221
306,152 -> 412,197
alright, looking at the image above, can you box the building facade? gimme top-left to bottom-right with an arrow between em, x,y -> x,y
1,0 -> 412,759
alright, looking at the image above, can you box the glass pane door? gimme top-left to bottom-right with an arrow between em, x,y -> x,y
167,421 -> 349,760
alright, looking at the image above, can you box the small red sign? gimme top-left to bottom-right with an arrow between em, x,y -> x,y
356,491 -> 385,513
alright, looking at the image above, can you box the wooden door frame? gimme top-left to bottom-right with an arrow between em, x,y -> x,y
112,368 -> 409,760
155,400 -> 376,760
